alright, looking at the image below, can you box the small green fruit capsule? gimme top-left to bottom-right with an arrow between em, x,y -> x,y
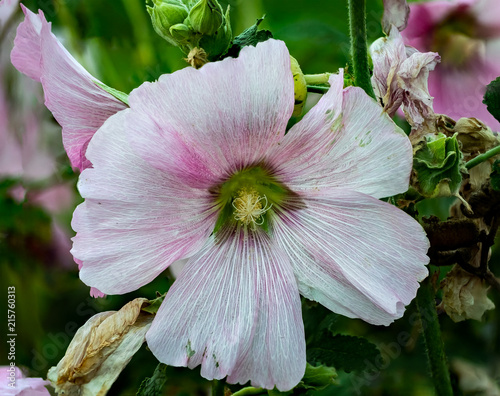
188,0 -> 223,35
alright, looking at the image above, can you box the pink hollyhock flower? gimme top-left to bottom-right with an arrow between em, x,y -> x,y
0,366 -> 50,395
72,39 -> 429,390
402,0 -> 500,130
10,5 -> 128,171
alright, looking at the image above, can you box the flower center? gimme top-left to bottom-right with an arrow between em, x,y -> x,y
212,166 -> 288,233
232,188 -> 272,227
431,9 -> 483,69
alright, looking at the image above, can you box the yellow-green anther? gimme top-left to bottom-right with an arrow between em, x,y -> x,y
147,0 -> 189,45
188,0 -> 223,35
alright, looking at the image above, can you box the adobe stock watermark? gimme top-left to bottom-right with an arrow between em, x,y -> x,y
350,305 -> 436,394
30,296 -> 100,374
6,286 -> 17,389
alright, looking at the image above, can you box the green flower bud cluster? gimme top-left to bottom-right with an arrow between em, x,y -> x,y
147,0 -> 232,61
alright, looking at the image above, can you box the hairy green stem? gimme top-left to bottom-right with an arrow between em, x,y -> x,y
212,379 -> 225,396
465,144 -> 500,169
416,279 -> 453,396
347,0 -> 375,98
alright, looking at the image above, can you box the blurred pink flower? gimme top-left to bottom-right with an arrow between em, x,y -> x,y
0,0 -> 19,28
0,366 -> 50,396
71,40 -> 429,390
402,0 -> 500,130
10,5 -> 127,171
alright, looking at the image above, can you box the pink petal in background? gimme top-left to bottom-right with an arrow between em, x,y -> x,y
11,6 -> 127,171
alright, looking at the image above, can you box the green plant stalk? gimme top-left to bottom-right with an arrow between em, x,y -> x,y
232,387 -> 266,396
304,73 -> 331,85
415,279 -> 453,396
465,144 -> 500,169
347,0 -> 375,99
212,379 -> 225,396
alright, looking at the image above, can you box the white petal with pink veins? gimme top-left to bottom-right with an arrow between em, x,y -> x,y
127,40 -> 294,188
146,226 -> 305,391
271,81 -> 413,199
273,190 -> 429,325
72,110 -> 217,295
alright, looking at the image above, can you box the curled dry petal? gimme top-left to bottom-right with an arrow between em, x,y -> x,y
440,265 -> 495,322
371,28 -> 407,117
48,298 -> 153,396
454,117 -> 500,155
398,50 -> 440,130
382,0 -> 410,34
370,27 -> 440,139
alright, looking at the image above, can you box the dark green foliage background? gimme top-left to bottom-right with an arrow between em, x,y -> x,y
1,0 -> 499,395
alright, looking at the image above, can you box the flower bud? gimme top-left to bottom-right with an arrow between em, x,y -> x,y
188,0 -> 223,35
147,0 -> 189,45
198,5 -> 232,60
290,56 -> 307,117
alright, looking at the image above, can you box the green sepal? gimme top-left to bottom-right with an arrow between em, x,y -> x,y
225,16 -> 272,59
136,363 -> 168,396
307,333 -> 381,373
413,133 -> 463,198
141,292 -> 167,314
483,76 -> 500,123
94,80 -> 130,106
169,23 -> 193,45
490,160 -> 500,191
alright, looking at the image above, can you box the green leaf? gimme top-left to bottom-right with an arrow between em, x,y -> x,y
307,333 -> 381,373
299,363 -> 337,391
94,80 -> 130,106
265,364 -> 337,396
483,76 -> 500,123
413,133 -> 463,198
490,160 -> 500,191
136,363 -> 168,396
225,16 -> 272,58
268,389 -> 293,396
141,292 -> 167,314
302,300 -> 339,344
